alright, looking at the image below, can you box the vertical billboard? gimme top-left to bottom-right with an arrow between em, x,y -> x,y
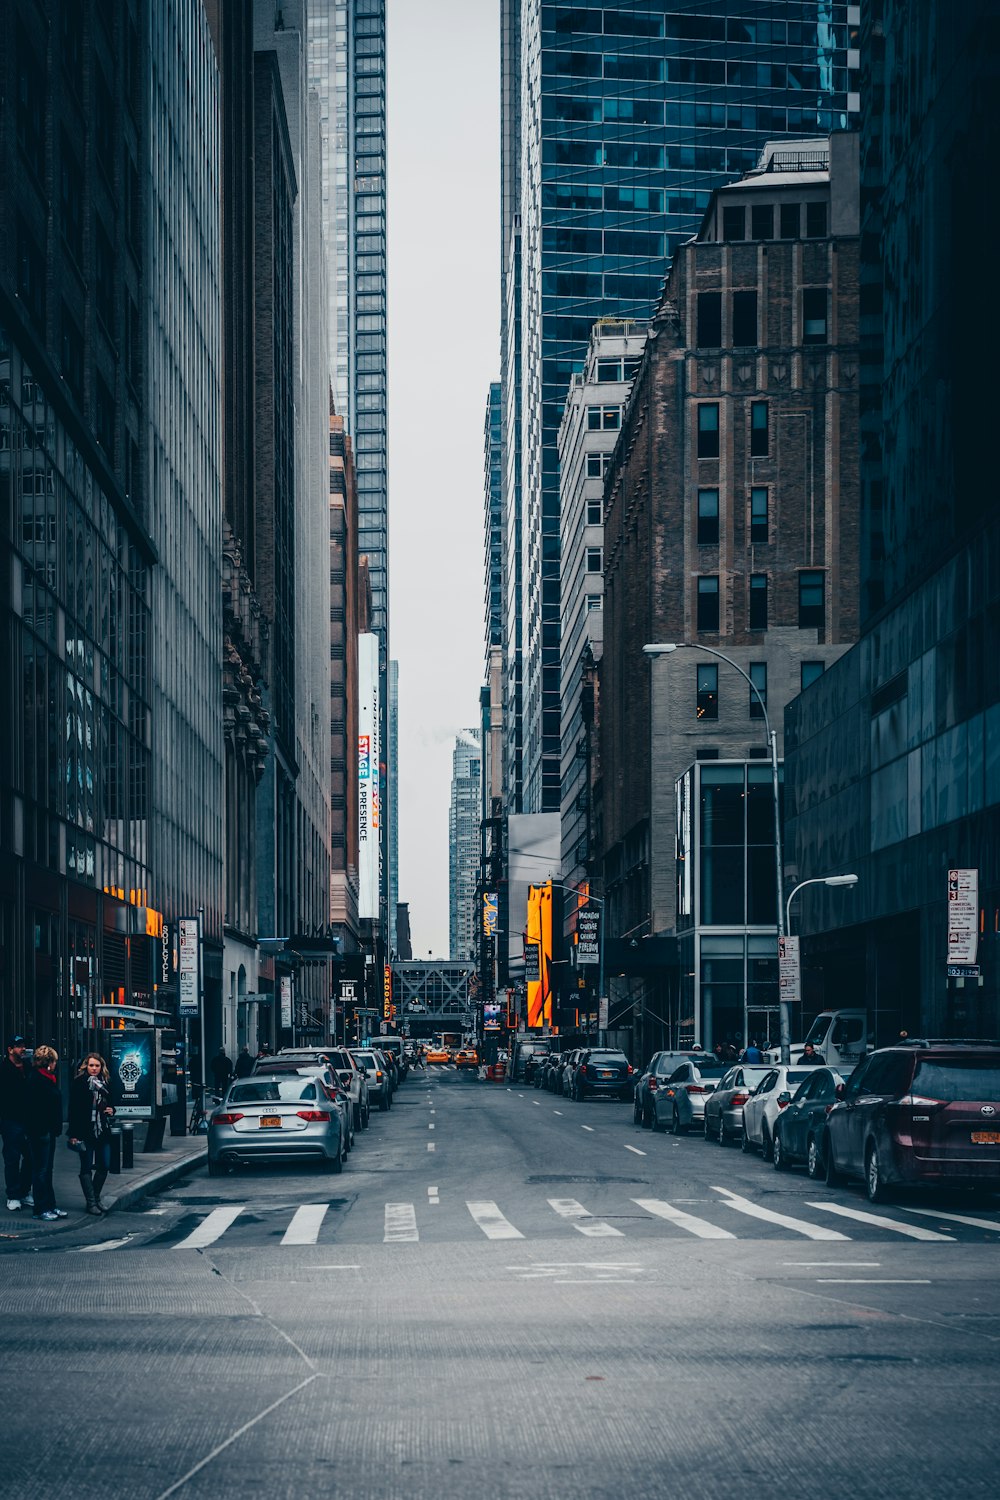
358,633 -> 381,918
526,882 -> 553,1029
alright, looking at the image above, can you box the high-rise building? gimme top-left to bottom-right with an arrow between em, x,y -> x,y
500,1 -> 860,817
484,383 -> 503,672
388,658 -> 399,955
449,731 -> 482,963
329,404 -> 361,958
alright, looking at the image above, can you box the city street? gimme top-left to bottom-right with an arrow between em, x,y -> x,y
2,1066 -> 999,1498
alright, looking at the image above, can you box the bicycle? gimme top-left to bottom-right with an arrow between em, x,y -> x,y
188,1085 -> 221,1135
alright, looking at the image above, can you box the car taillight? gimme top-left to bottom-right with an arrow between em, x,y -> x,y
730,1092 -> 749,1108
899,1094 -> 947,1111
685,1085 -> 707,1095
214,1112 -> 244,1125
627,1065 -> 634,1074
297,1110 -> 331,1122
648,1077 -> 658,1089
375,1070 -> 383,1080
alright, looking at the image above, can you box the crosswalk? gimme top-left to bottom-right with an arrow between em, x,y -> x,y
102,1188 -> 1000,1252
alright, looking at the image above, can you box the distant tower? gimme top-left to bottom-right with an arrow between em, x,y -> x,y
449,731 -> 482,962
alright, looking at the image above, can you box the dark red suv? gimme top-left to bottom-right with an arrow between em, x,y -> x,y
822,1042 -> 1000,1201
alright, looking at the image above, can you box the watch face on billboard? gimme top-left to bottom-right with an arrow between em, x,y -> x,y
109,1031 -> 156,1118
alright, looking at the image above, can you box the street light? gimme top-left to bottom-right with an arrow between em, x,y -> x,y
644,641 -> 789,1059
786,873 -> 858,935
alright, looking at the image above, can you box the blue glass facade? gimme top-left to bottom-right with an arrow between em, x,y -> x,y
503,0 -> 858,813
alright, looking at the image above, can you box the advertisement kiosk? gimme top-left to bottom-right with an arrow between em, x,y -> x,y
95,1004 -> 178,1151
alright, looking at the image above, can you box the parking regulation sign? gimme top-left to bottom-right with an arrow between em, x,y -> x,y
778,935 -> 801,1005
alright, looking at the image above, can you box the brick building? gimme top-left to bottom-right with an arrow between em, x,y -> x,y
600,134 -> 860,1056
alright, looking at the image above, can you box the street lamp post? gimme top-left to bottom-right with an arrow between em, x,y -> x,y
644,642 -> 789,1059
786,873 -> 858,935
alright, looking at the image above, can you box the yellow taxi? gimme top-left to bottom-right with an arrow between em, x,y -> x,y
425,1047 -> 452,1064
454,1048 -> 480,1069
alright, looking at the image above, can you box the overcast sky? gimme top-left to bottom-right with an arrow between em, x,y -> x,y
387,0 -> 500,958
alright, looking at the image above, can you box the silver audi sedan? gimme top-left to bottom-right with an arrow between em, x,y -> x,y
208,1075 -> 345,1175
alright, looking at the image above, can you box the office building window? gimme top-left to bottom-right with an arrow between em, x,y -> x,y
697,291 -> 722,347
780,203 -> 799,239
749,573 -> 768,630
586,499 -> 602,526
749,663 -> 767,719
801,661 -> 825,690
586,547 -> 602,573
587,405 -> 622,431
723,205 -> 745,242
696,664 -> 718,720
750,486 -> 768,544
799,571 -> 825,628
586,452 -> 608,478
750,401 -> 769,457
697,576 -> 719,632
697,404 -> 719,458
732,290 -> 758,348
697,488 -> 719,545
806,201 -> 828,238
802,288 -> 828,344
751,204 -> 773,239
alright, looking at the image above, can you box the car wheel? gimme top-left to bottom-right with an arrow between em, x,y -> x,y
208,1158 -> 225,1177
353,1103 -> 361,1130
328,1147 -> 344,1174
741,1123 -> 752,1153
717,1114 -> 727,1147
633,1098 -> 642,1126
378,1095 -> 388,1112
363,1105 -> 371,1128
806,1135 -> 823,1180
824,1131 -> 844,1187
865,1142 -> 891,1204
761,1124 -> 773,1162
773,1129 -> 789,1171
641,1100 -> 653,1129
670,1107 -> 683,1136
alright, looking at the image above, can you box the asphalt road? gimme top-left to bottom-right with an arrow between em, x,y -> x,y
2,1065 -> 999,1499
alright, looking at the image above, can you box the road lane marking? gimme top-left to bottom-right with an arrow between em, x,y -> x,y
314,1264 -> 360,1270
467,1201 -> 525,1239
806,1202 -> 954,1241
624,1145 -> 647,1156
281,1204 -> 329,1246
634,1198 -> 735,1240
427,1185 -> 438,1195
428,1123 -> 435,1129
173,1206 -> 245,1250
816,1278 -> 931,1285
548,1198 -> 624,1237
427,1142 -> 435,1151
75,1234 -> 134,1252
711,1187 -> 849,1240
899,1206 -> 1000,1233
533,1100 -> 541,1106
384,1203 -> 419,1243
581,1125 -> 595,1132
553,1110 -> 563,1116
784,1261 -> 881,1267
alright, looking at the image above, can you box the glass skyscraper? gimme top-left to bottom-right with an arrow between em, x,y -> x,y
501,0 -> 859,814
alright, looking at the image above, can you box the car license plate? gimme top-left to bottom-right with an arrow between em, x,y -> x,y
971,1131 -> 1000,1144
259,1115 -> 281,1129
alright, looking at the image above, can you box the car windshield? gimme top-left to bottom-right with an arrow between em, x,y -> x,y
351,1053 -> 378,1068
742,1067 -> 773,1085
786,1070 -> 814,1087
588,1052 -> 627,1063
913,1060 -> 1000,1102
692,1065 -> 729,1080
229,1080 -> 317,1104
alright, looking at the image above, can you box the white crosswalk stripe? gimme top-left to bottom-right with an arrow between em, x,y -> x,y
173,1206 -> 245,1250
633,1198 -> 736,1240
900,1206 -> 1000,1233
548,1198 -> 624,1237
467,1201 -> 524,1240
711,1187 -> 849,1240
806,1202 -> 954,1241
384,1203 -> 419,1242
281,1204 -> 329,1246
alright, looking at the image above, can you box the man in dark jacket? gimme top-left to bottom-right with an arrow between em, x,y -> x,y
210,1048 -> 233,1092
233,1045 -> 255,1079
1,1036 -> 33,1210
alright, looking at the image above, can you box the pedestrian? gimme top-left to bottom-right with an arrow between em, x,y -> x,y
24,1045 -> 66,1221
210,1047 -> 233,1092
741,1038 -> 763,1063
1,1035 -> 34,1212
68,1053 -> 115,1215
255,1042 -> 272,1062
234,1045 -> 255,1078
799,1042 -> 823,1064
724,1042 -> 739,1062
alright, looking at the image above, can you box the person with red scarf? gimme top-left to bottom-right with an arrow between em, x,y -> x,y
24,1046 -> 67,1221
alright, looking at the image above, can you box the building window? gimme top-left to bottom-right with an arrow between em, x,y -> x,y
586,499 -> 602,526
732,290 -> 758,348
697,291 -> 722,347
722,205 -> 745,242
801,661 -> 825,690
802,288 -> 828,344
750,401 -> 769,457
586,452 -> 608,479
586,546 -> 602,573
587,406 -> 622,431
750,486 -> 768,544
697,576 -> 719,632
697,488 -> 719,545
697,404 -> 719,459
751,203 -> 773,239
749,573 -> 768,630
806,201 -> 828,238
749,663 -> 767,719
799,571 -> 825,628
696,664 -> 719,720
780,203 -> 799,239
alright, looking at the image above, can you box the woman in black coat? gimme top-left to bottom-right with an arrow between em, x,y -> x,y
68,1053 -> 116,1215
24,1045 -> 66,1221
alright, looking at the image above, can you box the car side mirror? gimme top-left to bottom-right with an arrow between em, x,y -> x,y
835,1082 -> 846,1099
777,1092 -> 792,1106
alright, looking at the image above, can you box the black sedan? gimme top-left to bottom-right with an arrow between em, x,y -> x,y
772,1066 -> 845,1178
571,1049 -> 634,1102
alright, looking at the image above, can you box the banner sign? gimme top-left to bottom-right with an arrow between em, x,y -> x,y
383,965 -> 392,1020
947,869 -> 978,965
358,633 -> 381,919
577,908 -> 600,965
482,891 -> 498,936
484,1002 -> 501,1032
279,975 -> 292,1030
108,1030 -> 156,1119
178,917 -> 200,1018
524,943 -> 540,983
778,935 -> 801,1005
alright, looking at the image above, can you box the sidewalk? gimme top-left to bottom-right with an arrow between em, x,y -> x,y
2,1123 -> 206,1244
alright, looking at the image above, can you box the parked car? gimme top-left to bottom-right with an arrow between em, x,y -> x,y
772,1067 -> 846,1176
742,1066 -> 821,1160
539,1051 -> 568,1091
822,1041 -> 1000,1201
570,1048 -> 634,1102
454,1048 -> 479,1069
377,1036 -> 408,1081
634,1051 -> 716,1128
208,1075 -> 345,1175
351,1049 -> 393,1110
650,1061 -> 729,1133
511,1038 -> 556,1083
370,1046 -> 398,1094
274,1047 -> 369,1130
701,1064 -> 775,1144
253,1060 -> 354,1153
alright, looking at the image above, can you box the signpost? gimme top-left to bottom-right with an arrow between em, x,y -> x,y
178,918 -> 200,1019
577,908 -> 600,965
524,944 -> 540,983
947,869 -> 979,965
279,974 -> 293,1031
778,935 -> 801,1007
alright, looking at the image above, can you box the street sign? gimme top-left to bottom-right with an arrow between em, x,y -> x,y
279,975 -> 292,1029
598,997 -> 609,1029
947,964 -> 981,980
178,917 -> 200,1018
524,944 -> 540,982
778,935 -> 801,1005
577,908 -> 600,965
947,869 -> 979,965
